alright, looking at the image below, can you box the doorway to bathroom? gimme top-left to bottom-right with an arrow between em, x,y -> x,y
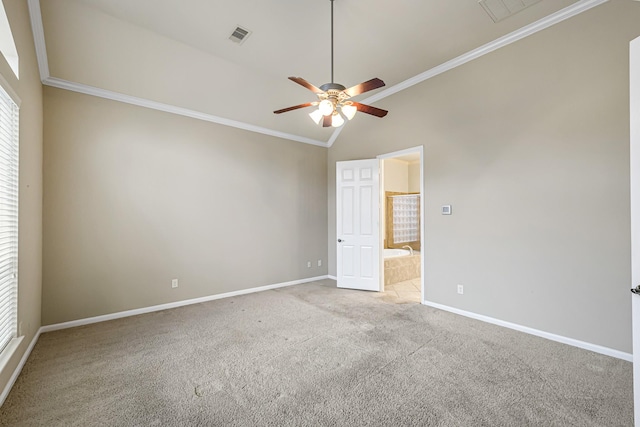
378,147 -> 424,304
334,146 -> 424,302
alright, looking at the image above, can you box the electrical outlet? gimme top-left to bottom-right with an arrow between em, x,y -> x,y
172,279 -> 178,288
307,261 -> 311,268
457,284 -> 464,295
317,260 -> 322,267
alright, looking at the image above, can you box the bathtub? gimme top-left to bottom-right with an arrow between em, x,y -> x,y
384,249 -> 420,285
384,248 -> 412,259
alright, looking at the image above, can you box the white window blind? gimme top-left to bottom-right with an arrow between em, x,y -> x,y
0,83 -> 18,354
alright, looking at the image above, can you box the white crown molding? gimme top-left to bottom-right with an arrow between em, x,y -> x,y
327,125 -> 344,147
28,0 -> 606,148
28,0 -> 327,147
327,0 -> 608,147
423,300 -> 632,362
27,0 -> 49,82
43,77 -> 328,147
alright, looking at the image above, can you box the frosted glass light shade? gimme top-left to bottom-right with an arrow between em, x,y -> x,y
331,113 -> 344,127
319,99 -> 334,116
309,109 -> 323,124
341,104 -> 357,120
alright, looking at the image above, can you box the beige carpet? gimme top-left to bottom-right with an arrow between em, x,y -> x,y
0,279 -> 633,426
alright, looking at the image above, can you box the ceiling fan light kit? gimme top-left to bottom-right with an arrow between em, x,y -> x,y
331,112 -> 344,127
341,104 -> 357,120
274,0 -> 388,128
309,109 -> 324,125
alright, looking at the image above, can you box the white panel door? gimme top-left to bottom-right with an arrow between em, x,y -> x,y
630,35 -> 640,427
336,159 -> 381,291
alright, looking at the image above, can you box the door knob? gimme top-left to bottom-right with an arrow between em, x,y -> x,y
632,285 -> 640,294
337,239 -> 343,243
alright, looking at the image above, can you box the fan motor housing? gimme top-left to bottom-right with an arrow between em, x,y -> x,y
320,83 -> 346,92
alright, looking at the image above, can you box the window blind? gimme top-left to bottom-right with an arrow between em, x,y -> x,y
0,83 -> 18,354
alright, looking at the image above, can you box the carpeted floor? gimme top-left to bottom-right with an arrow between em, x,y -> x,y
0,279 -> 633,426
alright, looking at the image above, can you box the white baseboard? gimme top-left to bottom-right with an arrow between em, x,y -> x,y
2,276 -> 328,407
9,279 -> 625,410
0,329 -> 41,407
328,275 -> 337,281
422,300 -> 632,362
41,275 -> 329,333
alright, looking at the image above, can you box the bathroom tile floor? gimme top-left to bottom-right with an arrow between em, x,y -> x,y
382,278 -> 421,304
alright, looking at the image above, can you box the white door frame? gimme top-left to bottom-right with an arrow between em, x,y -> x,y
377,146 -> 425,302
630,35 -> 640,427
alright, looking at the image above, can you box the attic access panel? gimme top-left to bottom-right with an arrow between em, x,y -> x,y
479,0 -> 542,23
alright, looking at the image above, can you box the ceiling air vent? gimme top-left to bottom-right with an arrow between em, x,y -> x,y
478,0 -> 542,23
229,26 -> 251,44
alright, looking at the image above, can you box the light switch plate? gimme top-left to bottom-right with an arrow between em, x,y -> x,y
442,205 -> 452,215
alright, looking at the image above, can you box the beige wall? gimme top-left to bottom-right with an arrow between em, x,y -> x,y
408,162 -> 420,194
42,88 -> 327,325
382,158 -> 417,246
329,1 -> 639,353
0,0 -> 43,397
383,159 -> 409,193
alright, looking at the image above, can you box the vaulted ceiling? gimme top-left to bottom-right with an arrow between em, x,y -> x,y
31,0 -> 601,146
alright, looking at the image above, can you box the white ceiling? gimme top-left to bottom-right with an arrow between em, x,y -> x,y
34,0 -> 593,146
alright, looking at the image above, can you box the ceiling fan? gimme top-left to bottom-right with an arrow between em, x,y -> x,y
274,0 -> 388,128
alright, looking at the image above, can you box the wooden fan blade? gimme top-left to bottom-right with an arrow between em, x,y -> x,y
289,77 -> 324,94
343,78 -> 385,98
323,115 -> 332,127
274,102 -> 315,114
351,102 -> 388,118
